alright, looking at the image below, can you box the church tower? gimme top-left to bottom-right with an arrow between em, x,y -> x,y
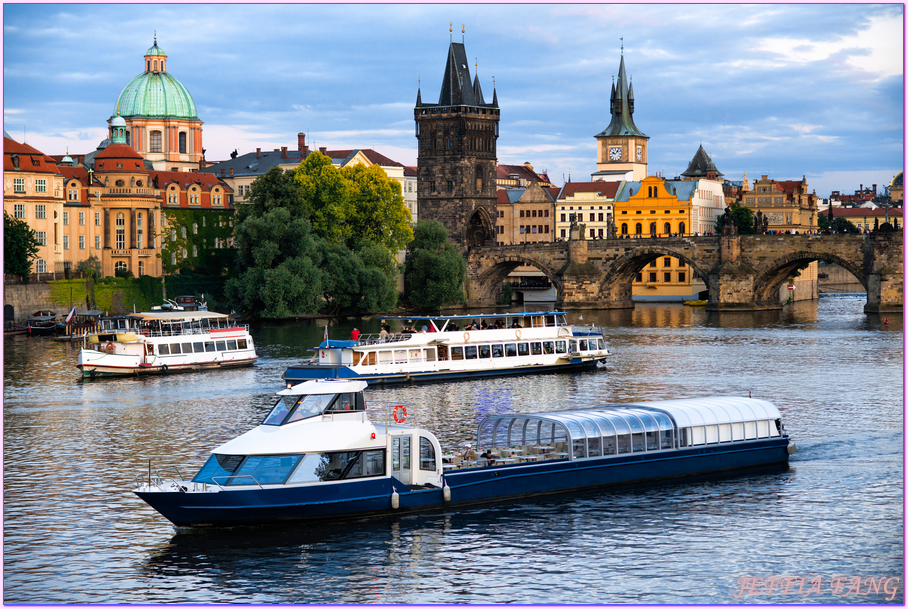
592,45 -> 648,182
415,29 -> 499,250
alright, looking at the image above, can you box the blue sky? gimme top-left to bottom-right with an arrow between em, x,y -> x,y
3,3 -> 903,198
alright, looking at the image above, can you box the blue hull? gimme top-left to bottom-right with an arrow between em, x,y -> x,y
136,438 -> 789,528
283,359 -> 604,385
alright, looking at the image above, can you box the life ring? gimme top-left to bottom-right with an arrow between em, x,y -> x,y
141,329 -> 149,337
393,405 -> 407,423
463,332 -> 470,342
515,329 -> 522,339
105,343 -> 114,354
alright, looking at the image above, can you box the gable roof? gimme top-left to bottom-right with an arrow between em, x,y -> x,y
4,137 -> 61,174
557,181 -> 621,199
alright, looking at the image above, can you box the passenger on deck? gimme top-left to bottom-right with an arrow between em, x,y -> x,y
511,321 -> 522,328
480,448 -> 496,466
379,327 -> 389,342
462,443 -> 477,461
351,328 -> 360,341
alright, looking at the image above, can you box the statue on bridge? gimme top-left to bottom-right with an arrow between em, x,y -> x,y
754,210 -> 769,234
717,209 -> 739,236
607,216 -> 617,240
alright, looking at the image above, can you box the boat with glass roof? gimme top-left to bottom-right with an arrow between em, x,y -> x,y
283,311 -> 610,385
77,310 -> 257,378
134,380 -> 794,528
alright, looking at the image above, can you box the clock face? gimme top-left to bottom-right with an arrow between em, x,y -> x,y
636,146 -> 643,161
609,147 -> 622,161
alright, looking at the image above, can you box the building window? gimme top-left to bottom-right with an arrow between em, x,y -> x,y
193,222 -> 198,235
679,272 -> 686,283
635,223 -> 643,236
664,222 -> 671,234
192,245 -> 198,257
116,212 -> 126,249
37,231 -> 47,246
171,228 -> 177,242
115,261 -> 127,273
664,272 -> 672,283
95,212 -> 101,226
649,272 -> 657,282
150,131 -> 163,153
36,205 -> 46,219
63,235 -> 69,250
578,213 -> 583,222
181,226 -> 187,239
63,211 -> 69,225
621,223 -> 628,235
590,229 -> 595,238
636,273 -> 642,282
138,261 -> 145,276
664,258 -> 672,267
95,236 -> 101,249
171,253 -> 177,265
679,222 -> 686,235
179,132 -> 187,154
79,235 -> 85,250
650,222 -> 657,236
181,247 -> 187,259
36,259 -> 47,273
14,204 -> 25,219
35,179 -> 47,193
78,212 -> 85,225
560,213 -> 566,222
650,261 -> 657,268
14,178 -> 25,193
598,229 -> 604,238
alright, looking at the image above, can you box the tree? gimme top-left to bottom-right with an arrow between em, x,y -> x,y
817,214 -> 858,233
715,202 -> 755,234
404,220 -> 466,310
4,211 -> 40,282
76,255 -> 102,278
354,239 -> 399,311
293,152 -> 353,246
314,240 -> 395,314
342,163 -> 413,252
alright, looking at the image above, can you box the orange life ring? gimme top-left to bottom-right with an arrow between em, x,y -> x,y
141,329 -> 149,337
393,405 -> 407,423
515,329 -> 522,339
463,332 -> 470,342
105,343 -> 114,354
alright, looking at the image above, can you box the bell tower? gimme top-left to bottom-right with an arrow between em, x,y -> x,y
593,43 -> 649,183
415,26 -> 499,250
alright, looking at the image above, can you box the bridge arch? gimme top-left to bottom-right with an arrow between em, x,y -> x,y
596,243 -> 713,306
752,250 -> 867,304
471,253 -> 564,306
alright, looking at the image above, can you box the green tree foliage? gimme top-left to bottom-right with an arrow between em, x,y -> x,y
314,241 -> 395,314
715,202 -> 755,234
4,211 -> 40,282
159,209 -> 235,275
76,255 -> 102,278
293,152 -> 352,245
342,163 -> 413,252
353,239 -> 399,311
817,214 -> 859,233
404,220 -> 466,310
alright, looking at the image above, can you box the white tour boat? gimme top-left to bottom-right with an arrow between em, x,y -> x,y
283,311 -> 610,385
134,379 -> 795,528
78,310 -> 257,378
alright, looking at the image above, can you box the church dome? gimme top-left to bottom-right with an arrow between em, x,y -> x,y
112,39 -> 198,121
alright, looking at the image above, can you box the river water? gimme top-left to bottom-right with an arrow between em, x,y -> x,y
3,295 -> 903,604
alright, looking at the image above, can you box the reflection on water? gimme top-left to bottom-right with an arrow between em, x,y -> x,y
3,296 -> 903,603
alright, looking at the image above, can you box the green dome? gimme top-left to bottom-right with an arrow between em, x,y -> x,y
113,71 -> 198,120
145,40 -> 167,56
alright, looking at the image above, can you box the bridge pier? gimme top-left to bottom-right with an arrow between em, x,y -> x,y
863,232 -> 903,314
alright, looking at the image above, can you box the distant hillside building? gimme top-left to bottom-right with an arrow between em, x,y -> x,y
553,181 -> 619,241
415,37 -> 500,249
497,163 -> 553,189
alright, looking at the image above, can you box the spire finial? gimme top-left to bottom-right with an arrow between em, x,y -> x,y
462,24 -> 465,42
449,22 -> 452,42
116,103 -> 120,116
620,37 -> 624,56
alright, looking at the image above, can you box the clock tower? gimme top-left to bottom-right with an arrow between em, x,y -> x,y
592,45 -> 648,183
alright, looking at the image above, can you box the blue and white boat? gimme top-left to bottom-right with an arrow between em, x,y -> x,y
134,379 -> 794,528
283,311 -> 609,385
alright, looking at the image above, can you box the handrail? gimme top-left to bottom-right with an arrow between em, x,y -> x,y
211,474 -> 263,490
156,466 -> 184,481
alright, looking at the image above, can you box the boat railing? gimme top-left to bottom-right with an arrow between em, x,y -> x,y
356,333 -> 414,345
211,474 -> 263,490
572,324 -> 605,337
92,324 -> 249,339
135,472 -> 185,492
156,466 -> 185,481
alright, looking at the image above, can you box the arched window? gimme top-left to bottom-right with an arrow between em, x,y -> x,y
621,223 -> 628,235
116,212 -> 126,249
137,213 -> 144,249
664,222 -> 671,235
179,132 -> 187,154
115,180 -> 125,187
181,226 -> 187,239
649,222 -> 657,236
192,223 -> 198,235
138,261 -> 145,276
115,261 -> 127,273
679,222 -> 686,235
154,60 -> 158,72
635,223 -> 643,236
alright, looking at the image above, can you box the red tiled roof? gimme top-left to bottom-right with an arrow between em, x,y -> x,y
325,149 -> 404,168
497,190 -> 511,204
557,181 -> 620,199
93,142 -> 144,161
404,166 -> 417,176
152,171 -> 230,191
497,164 -> 546,182
4,137 -> 61,174
829,207 -> 902,218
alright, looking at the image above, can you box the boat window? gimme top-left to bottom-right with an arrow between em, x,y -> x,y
238,339 -> 248,349
517,343 -> 529,356
491,344 -> 503,358
531,342 -> 542,355
543,341 -> 554,354
617,434 -> 631,453
392,437 -> 401,471
569,340 -> 577,353
169,343 -> 182,354
757,420 -> 770,438
192,454 -> 244,484
479,345 -> 491,358
205,341 -> 216,352
645,431 -> 658,450
505,343 -> 517,357
691,426 -> 706,445
379,350 -> 392,363
705,425 -> 719,444
193,342 -> 204,353
588,437 -> 601,457
436,345 -> 447,361
286,450 -> 386,484
226,455 -> 302,486
598,339 -> 606,350
465,346 -> 477,359
632,433 -> 646,452
394,350 -> 407,363
227,340 -> 238,350
555,341 -> 566,354
216,341 -> 227,351
325,393 -> 365,412
572,439 -> 585,458
732,422 -> 745,441
425,347 -> 437,362
545,316 -> 556,327
661,428 -> 674,449
159,344 -> 170,355
286,393 -> 339,422
419,436 -> 436,471
603,436 -> 616,455
719,424 -> 732,442
579,340 -> 588,351
451,347 -> 464,361
409,349 -> 423,361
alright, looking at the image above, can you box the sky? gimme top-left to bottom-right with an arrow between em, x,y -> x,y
3,3 -> 904,198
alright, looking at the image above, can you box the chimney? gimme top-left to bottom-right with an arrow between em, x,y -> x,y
256,148 -> 261,159
298,132 -> 306,152
319,146 -> 327,155
281,146 -> 288,158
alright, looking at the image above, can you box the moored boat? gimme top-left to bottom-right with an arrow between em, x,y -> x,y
77,310 -> 257,378
134,380 -> 794,528
26,310 -> 58,336
283,311 -> 610,385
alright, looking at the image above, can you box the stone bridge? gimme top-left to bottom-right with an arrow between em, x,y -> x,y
466,231 -> 902,314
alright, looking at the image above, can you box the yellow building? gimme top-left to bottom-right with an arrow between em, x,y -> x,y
553,182 -> 618,241
739,175 -> 818,232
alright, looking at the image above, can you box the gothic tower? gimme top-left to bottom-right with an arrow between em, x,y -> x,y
592,45 -> 648,182
415,34 -> 499,250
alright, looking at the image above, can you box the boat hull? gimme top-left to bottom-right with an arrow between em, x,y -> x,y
78,357 -> 257,378
136,437 -> 789,528
284,358 -> 605,385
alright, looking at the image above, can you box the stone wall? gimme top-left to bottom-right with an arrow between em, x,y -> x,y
4,283 -> 65,322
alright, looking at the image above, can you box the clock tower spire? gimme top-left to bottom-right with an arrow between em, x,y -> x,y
592,45 -> 649,183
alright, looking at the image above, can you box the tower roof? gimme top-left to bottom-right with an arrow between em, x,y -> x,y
682,144 -> 723,178
145,39 -> 166,57
423,40 -> 496,108
113,38 -> 198,120
596,49 -> 646,139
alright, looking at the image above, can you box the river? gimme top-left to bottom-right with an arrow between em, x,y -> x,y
3,295 -> 903,604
